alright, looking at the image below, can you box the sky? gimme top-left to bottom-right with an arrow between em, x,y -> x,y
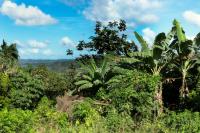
0,0 -> 200,59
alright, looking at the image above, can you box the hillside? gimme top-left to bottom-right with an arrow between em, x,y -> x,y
20,59 -> 76,72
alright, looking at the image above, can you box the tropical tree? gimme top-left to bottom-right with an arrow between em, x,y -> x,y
132,31 -> 175,75
66,49 -> 73,56
94,26 -> 173,115
169,20 -> 200,99
0,40 -> 18,62
76,20 -> 138,55
74,57 -> 112,97
0,40 -> 19,104
113,27 -> 175,115
0,40 -> 19,73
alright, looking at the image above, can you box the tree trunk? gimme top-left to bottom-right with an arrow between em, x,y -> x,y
180,72 -> 189,98
155,82 -> 163,116
153,70 -> 163,117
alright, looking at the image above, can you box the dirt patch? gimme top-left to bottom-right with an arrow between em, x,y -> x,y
56,94 -> 85,115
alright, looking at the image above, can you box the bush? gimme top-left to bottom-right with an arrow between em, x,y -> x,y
0,97 -> 69,133
2,98 -> 200,133
0,73 -> 9,96
107,69 -> 160,119
105,108 -> 134,133
31,66 -> 68,100
43,72 -> 68,100
34,97 -> 69,133
9,70 -> 45,109
136,120 -> 171,133
187,85 -> 200,111
72,99 -> 100,124
136,111 -> 200,133
71,99 -> 135,133
0,73 -> 11,108
163,110 -> 200,132
0,108 -> 35,133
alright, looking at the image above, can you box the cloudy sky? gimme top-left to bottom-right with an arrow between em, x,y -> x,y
0,0 -> 200,59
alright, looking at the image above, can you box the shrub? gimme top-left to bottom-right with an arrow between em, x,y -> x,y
0,73 -> 11,108
105,108 -> 134,133
0,108 -> 35,133
0,97 -> 69,133
187,84 -> 200,111
137,111 -> 200,133
43,72 -> 68,100
34,97 -> 69,133
71,99 -> 134,133
0,73 -> 9,95
163,110 -> 200,132
72,98 -> 100,124
31,66 -> 68,100
9,70 -> 45,109
136,120 -> 171,133
107,69 -> 160,119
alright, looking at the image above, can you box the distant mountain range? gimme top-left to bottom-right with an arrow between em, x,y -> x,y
20,59 -> 76,72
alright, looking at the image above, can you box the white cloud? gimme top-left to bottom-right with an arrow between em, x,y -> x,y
183,10 -> 200,27
19,48 -> 39,55
83,0 -> 161,24
19,47 -> 54,57
18,48 -> 26,56
127,22 -> 136,28
60,0 -> 85,6
188,35 -> 195,40
28,40 -> 48,48
17,39 -> 53,57
139,14 -> 159,23
142,28 -> 156,45
42,49 -> 54,55
0,1 -> 57,26
61,36 -> 75,47
14,40 -> 24,48
30,48 -> 40,54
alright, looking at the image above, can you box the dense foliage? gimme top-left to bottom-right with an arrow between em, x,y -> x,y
1,19 -> 200,132
77,20 -> 138,55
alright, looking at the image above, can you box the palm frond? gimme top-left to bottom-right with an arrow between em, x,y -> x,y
153,33 -> 166,60
101,58 -> 109,77
129,51 -> 152,58
120,57 -> 141,64
173,19 -> 186,43
75,80 -> 92,86
93,79 -> 103,86
78,83 -> 93,90
134,32 -> 149,52
164,28 -> 176,47
82,75 -> 92,81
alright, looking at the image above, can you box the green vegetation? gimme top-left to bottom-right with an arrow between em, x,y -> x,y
1,19 -> 200,133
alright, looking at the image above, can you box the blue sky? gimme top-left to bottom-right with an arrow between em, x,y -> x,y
0,0 -> 200,59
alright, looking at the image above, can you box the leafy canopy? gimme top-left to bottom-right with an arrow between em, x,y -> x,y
77,20 -> 138,55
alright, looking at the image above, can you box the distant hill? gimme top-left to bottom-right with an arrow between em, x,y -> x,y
20,59 -> 76,72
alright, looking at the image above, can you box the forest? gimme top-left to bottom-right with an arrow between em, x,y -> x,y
1,19 -> 200,133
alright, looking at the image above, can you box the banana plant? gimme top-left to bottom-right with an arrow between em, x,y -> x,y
74,58 -> 111,97
110,27 -> 175,116
132,30 -> 175,76
170,20 -> 200,99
